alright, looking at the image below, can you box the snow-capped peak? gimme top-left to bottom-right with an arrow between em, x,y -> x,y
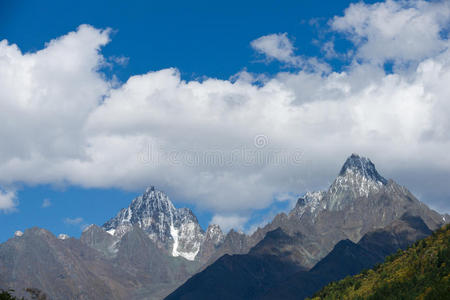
339,153 -> 387,184
291,154 -> 390,216
102,186 -> 205,261
326,154 -> 389,210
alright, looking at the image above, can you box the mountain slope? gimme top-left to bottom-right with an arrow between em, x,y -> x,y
196,225 -> 225,264
165,252 -> 304,300
168,214 -> 433,300
80,224 -> 119,258
262,214 -> 433,299
311,224 -> 450,300
0,228 -> 133,300
0,226 -> 201,300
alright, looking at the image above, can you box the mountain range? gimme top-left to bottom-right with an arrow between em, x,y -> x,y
0,154 -> 448,299
167,214 -> 433,300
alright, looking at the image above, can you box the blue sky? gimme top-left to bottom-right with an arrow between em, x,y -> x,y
1,0 -> 374,80
1,0 -> 450,242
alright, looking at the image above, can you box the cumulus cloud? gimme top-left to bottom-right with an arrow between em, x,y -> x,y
250,33 -> 329,72
64,217 -> 89,230
251,33 -> 298,64
331,0 -> 450,66
64,217 -> 84,225
0,24 -> 110,167
0,190 -> 16,212
0,1 -> 450,230
211,214 -> 248,232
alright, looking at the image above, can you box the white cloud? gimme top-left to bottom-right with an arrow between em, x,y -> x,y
0,190 -> 17,212
64,217 -> 84,225
0,0 -> 450,227
110,55 -> 129,66
250,33 -> 329,72
331,0 -> 450,66
0,24 -> 110,166
251,33 -> 297,64
211,214 -> 248,233
42,198 -> 51,208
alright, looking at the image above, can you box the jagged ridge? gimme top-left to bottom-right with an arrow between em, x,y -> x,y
102,186 -> 224,261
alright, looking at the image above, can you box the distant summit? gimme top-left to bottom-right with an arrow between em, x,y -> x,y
338,153 -> 387,184
103,186 -> 204,260
102,186 -> 224,262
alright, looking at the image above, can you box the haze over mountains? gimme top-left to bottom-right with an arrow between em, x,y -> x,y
0,154 -> 448,299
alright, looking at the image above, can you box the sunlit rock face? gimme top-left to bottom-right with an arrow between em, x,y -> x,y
103,186 -> 206,261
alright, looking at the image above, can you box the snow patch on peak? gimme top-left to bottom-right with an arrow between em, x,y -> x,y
304,191 -> 325,203
292,190 -> 326,219
170,222 -> 202,261
339,154 -> 387,185
331,168 -> 385,199
170,224 -> 180,257
58,234 -> 69,240
14,230 -> 23,237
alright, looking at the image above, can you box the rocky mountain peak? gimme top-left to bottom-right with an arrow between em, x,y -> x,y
102,186 -> 205,261
139,186 -> 177,215
145,185 -> 155,193
326,155 -> 389,209
205,224 -> 225,245
195,224 -> 225,263
339,153 -> 387,184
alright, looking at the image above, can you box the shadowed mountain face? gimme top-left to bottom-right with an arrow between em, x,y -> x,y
248,228 -> 310,267
261,214 -> 434,300
165,252 -> 304,300
168,214 -> 434,300
357,213 -> 433,258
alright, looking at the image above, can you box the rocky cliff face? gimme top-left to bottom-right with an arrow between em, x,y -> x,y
102,186 -> 212,261
196,224 -> 225,263
80,224 -> 119,258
